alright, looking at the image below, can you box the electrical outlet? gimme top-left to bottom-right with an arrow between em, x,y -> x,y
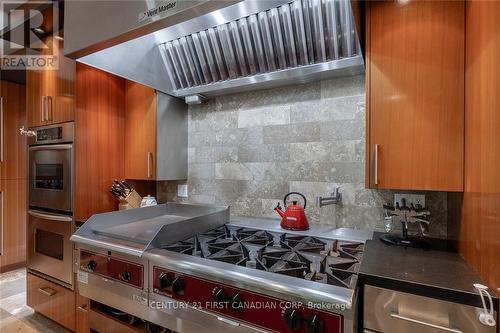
394,193 -> 425,208
177,184 -> 188,198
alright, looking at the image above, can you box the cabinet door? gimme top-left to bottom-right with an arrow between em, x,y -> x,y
26,273 -> 75,331
76,293 -> 90,333
366,1 -> 464,191
0,81 -> 26,180
26,37 -> 75,127
0,179 -> 26,270
75,63 -> 125,221
51,38 -> 75,124
124,81 -> 157,180
26,67 -> 45,128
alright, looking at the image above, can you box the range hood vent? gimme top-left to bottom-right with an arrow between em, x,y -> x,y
162,0 -> 362,96
65,0 -> 363,100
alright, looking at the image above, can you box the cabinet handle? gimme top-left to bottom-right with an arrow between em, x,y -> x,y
390,313 -> 463,333
0,96 -> 4,162
374,144 -> 379,185
37,287 -> 57,297
47,96 -> 53,122
147,151 -> 153,178
77,304 -> 88,312
40,96 -> 44,122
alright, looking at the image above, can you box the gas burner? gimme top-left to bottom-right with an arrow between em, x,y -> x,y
162,226 -> 365,290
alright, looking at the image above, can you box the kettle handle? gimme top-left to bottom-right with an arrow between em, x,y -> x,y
283,192 -> 307,209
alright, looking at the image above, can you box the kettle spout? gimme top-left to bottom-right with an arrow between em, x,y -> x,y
274,202 -> 285,217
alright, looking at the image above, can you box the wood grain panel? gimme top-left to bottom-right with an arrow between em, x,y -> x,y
0,179 -> 26,270
75,293 -> 90,333
460,0 -> 500,295
366,0 -> 465,191
27,273 -> 75,331
124,81 -> 157,180
74,63 -> 125,221
0,80 -> 26,180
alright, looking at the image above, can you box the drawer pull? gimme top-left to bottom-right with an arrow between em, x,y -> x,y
77,304 -> 88,312
37,287 -> 57,297
390,313 -> 463,333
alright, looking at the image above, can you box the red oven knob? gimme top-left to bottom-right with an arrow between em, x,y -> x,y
306,315 -> 325,333
172,277 -> 185,294
231,294 -> 245,313
159,273 -> 173,289
86,260 -> 97,271
284,308 -> 303,331
121,270 -> 132,282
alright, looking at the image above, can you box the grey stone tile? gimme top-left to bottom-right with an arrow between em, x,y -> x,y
321,74 -> 365,99
215,163 -> 254,180
289,141 -> 357,162
239,180 -> 289,199
188,163 -> 215,179
188,130 -> 216,147
215,127 -> 263,147
238,144 -> 290,162
263,123 -> 321,144
191,146 -> 238,163
238,104 -> 290,128
290,95 -> 364,123
320,119 -> 365,141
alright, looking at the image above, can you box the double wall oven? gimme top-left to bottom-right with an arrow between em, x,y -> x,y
27,122 -> 74,288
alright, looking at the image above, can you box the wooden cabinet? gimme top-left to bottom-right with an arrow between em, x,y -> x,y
365,0 -> 464,191
0,179 -> 26,271
27,273 -> 75,331
0,81 -> 26,180
0,80 -> 26,272
76,293 -> 90,333
459,0 -> 500,294
74,63 -> 126,221
27,37 -> 75,128
124,81 -> 187,181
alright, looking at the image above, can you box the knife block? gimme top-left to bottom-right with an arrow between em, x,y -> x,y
118,190 -> 142,210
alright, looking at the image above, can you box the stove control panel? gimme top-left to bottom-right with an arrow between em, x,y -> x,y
80,250 -> 144,289
152,267 -> 343,333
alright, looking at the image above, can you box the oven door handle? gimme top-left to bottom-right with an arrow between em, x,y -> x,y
29,144 -> 73,151
28,210 -> 72,222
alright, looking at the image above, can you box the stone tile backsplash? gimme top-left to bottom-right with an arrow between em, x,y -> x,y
171,75 -> 448,238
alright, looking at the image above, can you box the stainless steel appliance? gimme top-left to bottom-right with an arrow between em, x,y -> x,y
64,0 -> 364,101
27,122 -> 75,287
71,203 -> 371,333
363,285 -> 497,333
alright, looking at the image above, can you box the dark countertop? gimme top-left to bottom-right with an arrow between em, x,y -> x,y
359,232 -> 498,310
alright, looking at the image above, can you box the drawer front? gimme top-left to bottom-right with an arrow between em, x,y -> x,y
27,273 -> 75,331
363,285 -> 496,333
89,308 -> 143,333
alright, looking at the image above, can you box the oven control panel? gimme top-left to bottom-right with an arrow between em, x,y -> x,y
152,266 -> 343,333
80,250 -> 144,289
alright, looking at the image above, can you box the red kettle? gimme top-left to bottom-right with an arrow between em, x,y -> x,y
275,192 -> 310,231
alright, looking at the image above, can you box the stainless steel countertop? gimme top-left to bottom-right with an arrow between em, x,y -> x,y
228,216 -> 373,243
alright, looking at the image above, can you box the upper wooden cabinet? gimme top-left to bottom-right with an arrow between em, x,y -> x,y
0,81 -> 26,180
124,81 -> 187,181
366,1 -> 465,191
27,37 -> 75,128
74,64 -> 125,222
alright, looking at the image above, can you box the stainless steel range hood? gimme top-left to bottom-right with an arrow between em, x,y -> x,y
65,0 -> 364,100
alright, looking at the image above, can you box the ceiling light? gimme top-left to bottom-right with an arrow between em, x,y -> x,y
32,27 -> 45,34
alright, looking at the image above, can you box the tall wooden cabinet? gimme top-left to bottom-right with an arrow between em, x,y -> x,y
459,0 -> 500,295
365,0 -> 465,191
0,81 -> 27,272
74,63 -> 126,222
124,81 -> 187,181
26,36 -> 75,128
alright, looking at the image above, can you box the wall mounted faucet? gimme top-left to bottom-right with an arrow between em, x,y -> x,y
316,186 -> 342,208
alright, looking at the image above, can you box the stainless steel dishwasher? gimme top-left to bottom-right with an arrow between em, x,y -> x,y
363,285 -> 497,333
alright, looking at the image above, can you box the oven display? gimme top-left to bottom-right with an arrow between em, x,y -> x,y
35,164 -> 64,190
36,127 -> 63,142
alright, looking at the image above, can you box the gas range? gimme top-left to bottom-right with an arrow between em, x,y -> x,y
71,203 -> 371,333
163,226 -> 363,290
